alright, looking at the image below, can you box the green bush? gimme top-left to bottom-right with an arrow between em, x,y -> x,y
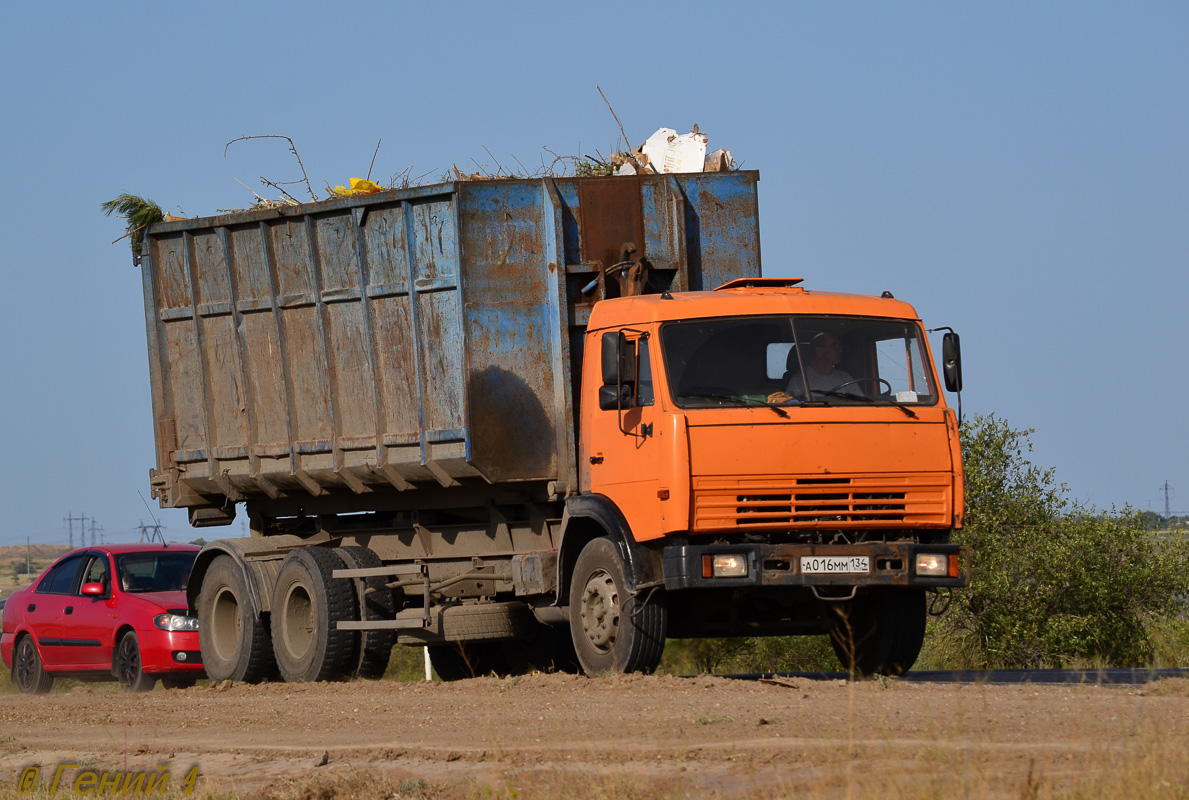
661,635 -> 840,675
930,413 -> 1189,669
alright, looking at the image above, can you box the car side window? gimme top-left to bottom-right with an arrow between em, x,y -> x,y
81,555 -> 110,594
36,554 -> 88,595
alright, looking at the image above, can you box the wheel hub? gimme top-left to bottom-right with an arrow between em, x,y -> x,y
580,569 -> 620,652
15,642 -> 34,688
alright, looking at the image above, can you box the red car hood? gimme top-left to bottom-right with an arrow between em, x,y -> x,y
123,590 -> 189,612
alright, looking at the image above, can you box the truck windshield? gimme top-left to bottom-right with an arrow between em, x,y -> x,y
659,315 -> 937,408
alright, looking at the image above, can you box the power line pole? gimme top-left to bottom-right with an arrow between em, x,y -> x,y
64,512 -> 85,548
1161,481 -> 1174,519
26,536 -> 31,577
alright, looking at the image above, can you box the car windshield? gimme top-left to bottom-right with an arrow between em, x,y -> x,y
116,552 -> 197,593
660,315 -> 938,408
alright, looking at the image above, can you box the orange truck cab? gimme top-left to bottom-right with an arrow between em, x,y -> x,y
575,277 -> 967,675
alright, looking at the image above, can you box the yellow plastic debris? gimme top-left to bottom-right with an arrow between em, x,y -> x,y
331,178 -> 384,196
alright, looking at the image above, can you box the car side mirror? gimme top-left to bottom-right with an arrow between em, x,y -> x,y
942,332 -> 963,393
80,582 -> 105,596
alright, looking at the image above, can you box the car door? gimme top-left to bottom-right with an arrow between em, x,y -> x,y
60,554 -> 116,670
29,554 -> 88,667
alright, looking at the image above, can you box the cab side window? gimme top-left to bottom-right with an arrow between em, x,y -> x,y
36,555 -> 88,595
637,340 -> 654,406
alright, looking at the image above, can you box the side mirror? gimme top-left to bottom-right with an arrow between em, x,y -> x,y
80,582 -> 105,596
598,384 -> 635,411
601,331 -> 635,386
942,332 -> 963,393
600,331 -> 636,409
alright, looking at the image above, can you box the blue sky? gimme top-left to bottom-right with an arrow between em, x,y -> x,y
0,2 -> 1185,546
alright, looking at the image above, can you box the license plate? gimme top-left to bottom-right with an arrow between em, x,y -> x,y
800,555 -> 870,575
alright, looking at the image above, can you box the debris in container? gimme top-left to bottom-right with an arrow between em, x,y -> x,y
100,194 -> 165,254
615,125 -> 732,175
644,126 -> 708,173
703,148 -> 734,172
330,177 -> 385,196
105,94 -> 743,257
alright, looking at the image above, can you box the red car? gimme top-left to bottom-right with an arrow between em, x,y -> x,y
2,543 -> 204,693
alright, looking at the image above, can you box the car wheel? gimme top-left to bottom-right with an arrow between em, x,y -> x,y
197,554 -> 276,683
12,635 -> 54,695
270,547 -> 356,682
160,676 -> 198,690
568,538 -> 667,676
116,632 -> 157,692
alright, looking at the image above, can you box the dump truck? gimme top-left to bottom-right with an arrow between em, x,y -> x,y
136,170 -> 968,681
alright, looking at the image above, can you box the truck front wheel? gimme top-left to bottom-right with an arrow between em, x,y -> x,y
197,554 -> 277,683
827,587 -> 926,678
568,538 -> 667,676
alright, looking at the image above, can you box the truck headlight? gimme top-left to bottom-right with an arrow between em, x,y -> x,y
915,553 -> 959,578
702,554 -> 749,579
154,613 -> 200,632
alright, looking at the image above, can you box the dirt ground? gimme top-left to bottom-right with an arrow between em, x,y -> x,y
2,674 -> 1189,799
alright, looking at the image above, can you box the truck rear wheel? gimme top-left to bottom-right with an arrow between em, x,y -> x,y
334,546 -> 395,680
198,554 -> 276,683
568,538 -> 667,676
827,587 -> 926,678
270,548 -> 356,682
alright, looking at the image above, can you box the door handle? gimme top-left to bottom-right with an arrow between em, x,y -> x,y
27,604 -> 35,613
65,606 -> 74,615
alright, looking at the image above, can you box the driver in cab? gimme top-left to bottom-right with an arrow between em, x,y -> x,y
767,332 -> 856,403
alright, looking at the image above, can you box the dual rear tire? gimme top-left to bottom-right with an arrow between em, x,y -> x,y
198,547 -> 396,684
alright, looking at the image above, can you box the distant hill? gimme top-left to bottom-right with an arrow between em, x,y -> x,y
0,543 -> 70,563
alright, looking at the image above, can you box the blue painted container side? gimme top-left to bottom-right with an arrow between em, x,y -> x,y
141,172 -> 760,513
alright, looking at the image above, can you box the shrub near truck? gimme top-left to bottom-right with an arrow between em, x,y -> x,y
135,171 -> 967,682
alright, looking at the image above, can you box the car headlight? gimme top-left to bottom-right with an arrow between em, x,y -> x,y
154,613 -> 199,632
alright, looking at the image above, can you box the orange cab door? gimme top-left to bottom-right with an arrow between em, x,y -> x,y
584,330 -> 664,542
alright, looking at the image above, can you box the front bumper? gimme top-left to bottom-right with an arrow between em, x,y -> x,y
137,629 -> 205,674
662,541 -> 970,590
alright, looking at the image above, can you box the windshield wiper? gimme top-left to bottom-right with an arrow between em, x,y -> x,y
811,390 -> 917,418
679,393 -> 789,418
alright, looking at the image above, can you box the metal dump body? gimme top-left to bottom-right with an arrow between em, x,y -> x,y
141,172 -> 761,515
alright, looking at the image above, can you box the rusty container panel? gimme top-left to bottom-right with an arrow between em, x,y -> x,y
140,173 -> 760,515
